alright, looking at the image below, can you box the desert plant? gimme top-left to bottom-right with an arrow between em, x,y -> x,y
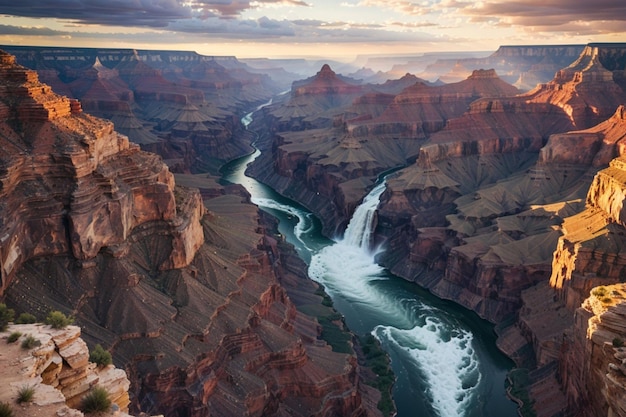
592,286 -> 608,297
613,337 -> 624,348
44,311 -> 74,329
7,332 -> 22,343
0,303 -> 15,332
0,402 -> 13,417
15,313 -> 37,324
16,385 -> 35,404
89,344 -> 112,367
80,386 -> 111,414
20,335 -> 41,350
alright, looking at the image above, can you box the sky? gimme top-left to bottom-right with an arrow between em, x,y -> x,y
0,0 -> 625,60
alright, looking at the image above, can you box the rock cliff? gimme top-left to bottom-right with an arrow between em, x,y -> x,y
2,46 -> 281,173
247,43 -> 626,416
0,323 -> 136,417
0,50 -> 380,417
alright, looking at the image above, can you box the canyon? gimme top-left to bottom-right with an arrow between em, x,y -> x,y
0,49 -> 381,417
245,43 -> 626,416
2,40 -> 626,417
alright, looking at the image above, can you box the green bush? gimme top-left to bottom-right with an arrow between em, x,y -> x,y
0,304 -> 15,332
0,402 -> 13,417
16,385 -> 35,404
20,335 -> 41,350
15,313 -> 37,324
7,332 -> 22,344
613,338 -> 624,348
80,386 -> 111,414
45,311 -> 74,329
89,344 -> 112,367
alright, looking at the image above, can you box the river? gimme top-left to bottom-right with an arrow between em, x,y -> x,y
219,102 -> 518,417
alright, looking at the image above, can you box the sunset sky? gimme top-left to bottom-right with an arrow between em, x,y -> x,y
0,0 -> 625,60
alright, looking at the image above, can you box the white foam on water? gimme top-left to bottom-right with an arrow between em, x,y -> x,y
252,197 -> 315,251
374,318 -> 481,417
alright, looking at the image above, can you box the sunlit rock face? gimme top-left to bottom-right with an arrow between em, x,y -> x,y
3,46 -> 281,173
0,50 -> 380,417
0,323 -> 134,415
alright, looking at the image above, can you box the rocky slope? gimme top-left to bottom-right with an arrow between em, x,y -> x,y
247,43 -> 626,416
0,323 -> 136,417
2,45 -> 281,173
0,50 -> 381,417
249,67 -> 523,237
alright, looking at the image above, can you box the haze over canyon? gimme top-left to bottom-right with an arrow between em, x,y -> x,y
0,41 -> 626,417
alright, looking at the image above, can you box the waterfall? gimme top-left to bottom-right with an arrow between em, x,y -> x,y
342,181 -> 386,249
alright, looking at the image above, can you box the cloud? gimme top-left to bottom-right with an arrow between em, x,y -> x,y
461,0 -> 626,29
0,0 -> 311,27
0,23 -> 70,36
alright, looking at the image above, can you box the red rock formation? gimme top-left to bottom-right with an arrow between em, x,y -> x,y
0,49 -> 380,417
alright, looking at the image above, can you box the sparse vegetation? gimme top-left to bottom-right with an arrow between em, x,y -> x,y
592,286 -> 608,298
45,310 -> 74,329
80,386 -> 111,414
20,335 -> 41,350
613,337 -> 624,348
359,334 -> 396,417
89,344 -> 112,367
0,303 -> 15,332
16,385 -> 35,404
0,402 -> 13,417
506,368 -> 536,417
7,332 -> 22,343
15,313 -> 37,324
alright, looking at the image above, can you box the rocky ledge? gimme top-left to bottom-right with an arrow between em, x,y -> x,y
0,323 -> 140,417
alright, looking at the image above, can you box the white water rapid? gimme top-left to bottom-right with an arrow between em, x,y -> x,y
308,180 -> 482,417
224,102 -> 515,417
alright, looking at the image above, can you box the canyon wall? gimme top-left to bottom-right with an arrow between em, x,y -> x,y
2,45 -> 282,174
247,43 -> 626,416
0,50 -> 381,417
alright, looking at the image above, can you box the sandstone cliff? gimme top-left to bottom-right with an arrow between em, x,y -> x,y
2,46 -> 280,173
0,323 -> 137,417
0,50 -> 381,417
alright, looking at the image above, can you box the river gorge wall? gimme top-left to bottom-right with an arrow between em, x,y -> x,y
0,50 -> 381,417
246,43 -> 626,416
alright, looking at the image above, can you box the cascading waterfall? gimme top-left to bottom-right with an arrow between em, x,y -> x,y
308,180 -> 482,417
222,104 -> 516,417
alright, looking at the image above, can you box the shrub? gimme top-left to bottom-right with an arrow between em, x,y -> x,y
45,311 -> 74,329
80,387 -> 111,414
20,335 -> 41,350
592,286 -> 608,297
0,303 -> 15,332
89,344 -> 112,367
7,332 -> 22,343
613,338 -> 624,348
16,385 -> 35,404
0,402 -> 13,417
15,313 -> 37,324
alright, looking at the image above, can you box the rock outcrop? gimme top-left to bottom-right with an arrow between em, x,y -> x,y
0,50 -> 380,417
0,323 -> 136,417
2,46 -> 281,173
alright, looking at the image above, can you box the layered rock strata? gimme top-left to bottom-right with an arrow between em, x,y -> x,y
0,50 -> 380,417
2,45 -> 280,173
0,323 -> 135,417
